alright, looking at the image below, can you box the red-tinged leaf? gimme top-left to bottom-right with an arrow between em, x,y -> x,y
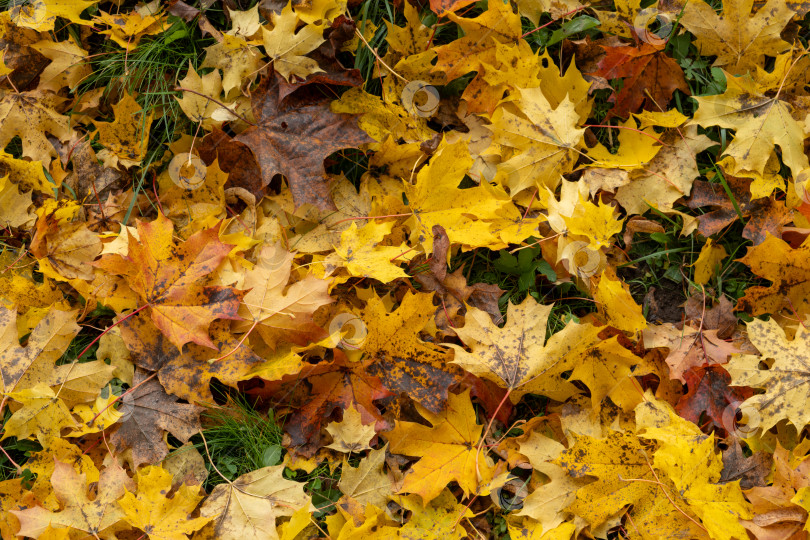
591,41 -> 689,118
246,351 -> 393,457
675,365 -> 754,436
429,0 -> 477,16
94,214 -> 245,350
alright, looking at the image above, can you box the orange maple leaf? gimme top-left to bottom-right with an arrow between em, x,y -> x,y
95,214 -> 244,350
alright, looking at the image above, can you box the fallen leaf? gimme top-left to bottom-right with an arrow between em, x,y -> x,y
110,368 -> 203,468
235,74 -> 371,210
384,389 -> 495,503
199,465 -> 312,540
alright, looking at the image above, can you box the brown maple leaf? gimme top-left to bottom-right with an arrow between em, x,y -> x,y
591,40 -> 690,119
235,73 -> 371,210
720,437 -> 770,489
118,315 -> 270,404
414,225 -> 504,333
198,127 -> 265,198
685,176 -> 791,244
111,368 -> 203,467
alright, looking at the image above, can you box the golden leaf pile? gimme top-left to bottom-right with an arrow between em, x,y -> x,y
2,0 -> 810,538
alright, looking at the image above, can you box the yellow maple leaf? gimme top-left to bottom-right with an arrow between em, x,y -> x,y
202,34 -> 264,96
637,398 -> 752,540
431,0 -> 522,81
95,8 -> 167,51
10,0 -> 96,31
200,465 -> 312,540
175,62 -> 226,130
2,384 -> 75,447
691,73 -> 809,179
726,317 -> 810,433
12,460 -> 132,538
93,93 -> 154,169
405,139 -> 514,252
593,271 -> 647,333
736,234 -> 810,317
326,221 -> 414,283
325,403 -> 376,453
447,296 -> 602,402
261,5 -> 325,81
489,88 -> 586,196
679,0 -> 795,76
0,92 -> 72,168
384,389 -> 495,503
562,195 -> 624,249
692,239 -> 728,285
119,466 -> 211,540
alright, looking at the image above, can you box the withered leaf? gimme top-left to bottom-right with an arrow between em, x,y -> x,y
235,73 -> 371,210
246,352 -> 392,457
111,368 -> 203,468
685,176 -> 790,245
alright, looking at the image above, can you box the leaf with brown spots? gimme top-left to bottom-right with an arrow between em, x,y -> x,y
30,210 -> 102,281
736,234 -> 810,317
685,176 -> 790,245
727,318 -> 810,433
95,214 -> 245,350
675,365 -> 754,436
555,430 -> 708,537
110,368 -> 203,468
447,296 -> 603,403
590,40 -> 690,119
119,314 -> 284,404
12,459 -> 133,539
0,307 -> 79,394
92,92 -> 153,168
234,73 -> 371,210
0,90 -> 72,167
360,291 -> 462,414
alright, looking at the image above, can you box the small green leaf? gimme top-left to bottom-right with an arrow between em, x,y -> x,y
262,445 -> 283,467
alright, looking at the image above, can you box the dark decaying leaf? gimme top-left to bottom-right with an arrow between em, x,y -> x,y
685,176 -> 791,244
235,72 -> 372,210
111,368 -> 203,468
675,365 -> 754,437
245,352 -> 392,457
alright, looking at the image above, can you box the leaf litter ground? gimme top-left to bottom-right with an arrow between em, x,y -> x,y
3,0 -> 810,538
